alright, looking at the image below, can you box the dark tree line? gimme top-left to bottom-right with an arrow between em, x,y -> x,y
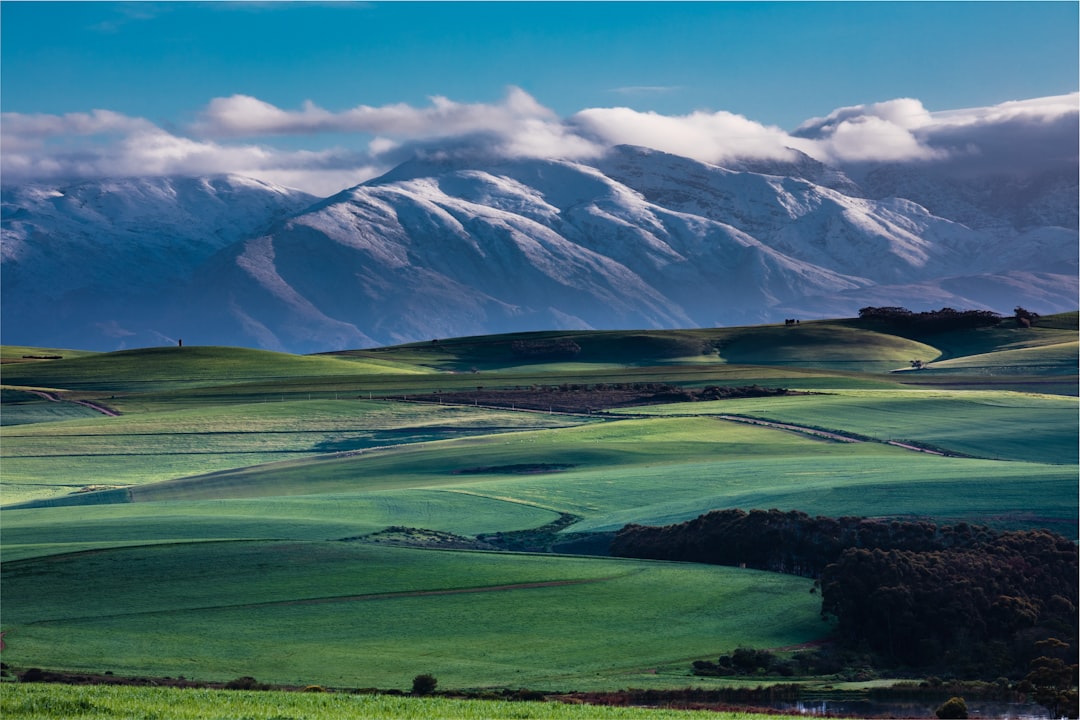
857,306 -> 1002,333
611,509 -> 1078,678
611,509 -> 1005,577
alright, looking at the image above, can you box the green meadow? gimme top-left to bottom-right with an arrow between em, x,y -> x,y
1,314 -> 1076,693
0,684 -> 799,720
2,543 -> 821,690
622,388 -> 1078,464
0,400 -> 594,504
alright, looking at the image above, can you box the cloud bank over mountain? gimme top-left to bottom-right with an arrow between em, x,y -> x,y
2,88 -> 1076,195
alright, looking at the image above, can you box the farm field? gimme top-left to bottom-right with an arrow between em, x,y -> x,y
1,314 -> 1076,693
0,400 -> 595,505
1,543 -> 821,689
619,388 -> 1079,464
0,683 -> 800,720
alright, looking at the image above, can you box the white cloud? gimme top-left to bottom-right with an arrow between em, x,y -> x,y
194,86 -> 559,139
0,111 -> 383,196
794,92 -> 1079,169
2,88 -> 1075,195
572,106 -> 800,165
812,114 -> 944,163
796,98 -> 934,135
930,93 -> 1079,127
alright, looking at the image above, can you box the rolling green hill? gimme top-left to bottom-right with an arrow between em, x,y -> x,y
0,541 -> 822,690
1,345 -> 429,394
1,314 -> 1076,691
331,322 -> 943,373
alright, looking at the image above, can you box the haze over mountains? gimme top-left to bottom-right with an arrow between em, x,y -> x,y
2,143 -> 1076,353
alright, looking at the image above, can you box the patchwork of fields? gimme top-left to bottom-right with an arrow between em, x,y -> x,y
1,315 -> 1076,691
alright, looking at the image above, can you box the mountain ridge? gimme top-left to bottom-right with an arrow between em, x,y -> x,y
2,146 -> 1076,353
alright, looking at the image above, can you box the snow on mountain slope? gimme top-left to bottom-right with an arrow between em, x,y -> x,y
597,146 -> 1011,283
186,154 -> 886,351
1,175 -> 316,348
2,146 -> 1075,352
2,175 -> 315,293
859,163 -> 1079,233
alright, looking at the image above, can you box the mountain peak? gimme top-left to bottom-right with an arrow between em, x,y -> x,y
2,156 -> 1075,353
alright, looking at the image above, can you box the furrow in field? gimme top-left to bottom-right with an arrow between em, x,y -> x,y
19,576 -> 625,628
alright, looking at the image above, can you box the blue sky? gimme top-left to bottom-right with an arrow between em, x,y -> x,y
4,2 -> 1077,125
2,1 -> 1077,194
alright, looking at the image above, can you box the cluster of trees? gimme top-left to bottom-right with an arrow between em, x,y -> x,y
693,648 -> 803,677
857,306 -> 1002,332
611,510 -> 1077,680
611,508 -> 1007,577
821,533 -> 1077,673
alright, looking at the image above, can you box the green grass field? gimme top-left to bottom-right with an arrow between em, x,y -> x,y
620,388 -> 1078,464
1,315 -> 1076,694
0,684 -> 800,720
1,542 -> 823,690
1,400 -> 596,505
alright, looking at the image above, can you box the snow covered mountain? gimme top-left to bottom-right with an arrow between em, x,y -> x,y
1,175 -> 316,348
2,147 -> 1076,352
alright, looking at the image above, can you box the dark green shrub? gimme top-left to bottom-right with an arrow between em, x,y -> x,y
936,696 -> 968,719
412,673 -> 437,695
731,647 -> 777,673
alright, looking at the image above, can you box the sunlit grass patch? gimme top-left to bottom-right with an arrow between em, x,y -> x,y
0,683 -> 799,720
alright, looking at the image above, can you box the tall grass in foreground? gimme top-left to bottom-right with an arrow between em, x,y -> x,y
0,683 -> 798,720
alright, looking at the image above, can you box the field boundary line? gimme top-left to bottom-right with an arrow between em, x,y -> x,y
19,576 -> 625,627
708,414 -> 972,457
711,414 -> 864,443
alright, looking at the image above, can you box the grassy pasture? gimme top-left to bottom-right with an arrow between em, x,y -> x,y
1,320 -> 1077,694
922,340 -> 1078,375
620,388 -> 1078,464
0,346 -> 99,363
68,416 -> 883,502
39,415 -> 1073,534
0,684 -> 796,720
0,345 -> 429,394
1,400 -> 595,505
333,322 -> 941,374
0,392 -> 104,426
1,542 -> 823,690
0,491 -> 559,561
842,312 -> 1078,360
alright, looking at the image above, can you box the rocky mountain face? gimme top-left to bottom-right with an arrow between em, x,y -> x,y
2,146 -> 1076,353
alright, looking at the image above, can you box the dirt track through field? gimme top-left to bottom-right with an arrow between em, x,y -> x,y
19,389 -> 120,417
